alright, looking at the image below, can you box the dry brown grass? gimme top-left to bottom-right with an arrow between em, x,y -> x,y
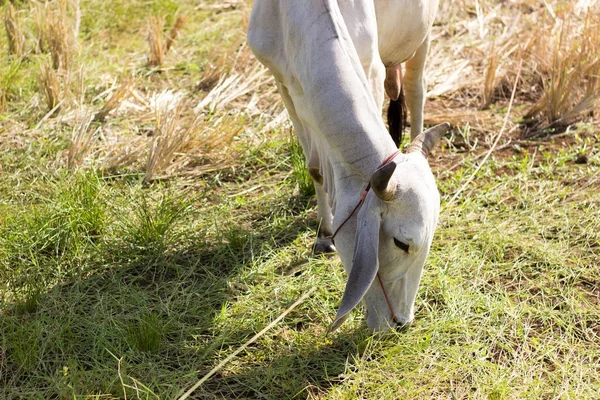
159,114 -> 243,179
4,3 -> 25,58
127,90 -> 244,181
165,15 -> 187,55
147,15 -> 187,68
197,39 -> 241,91
427,0 -> 600,142
67,110 -> 97,169
144,97 -> 198,183
94,78 -> 134,122
186,113 -> 241,156
32,0 -> 82,112
100,133 -> 147,174
0,90 -> 5,115
195,60 -> 273,113
146,16 -> 165,68
37,63 -> 85,113
39,60 -> 61,111
523,6 -> 600,133
33,2 -> 47,54
88,81 -> 242,177
481,41 -> 498,109
35,0 -> 77,71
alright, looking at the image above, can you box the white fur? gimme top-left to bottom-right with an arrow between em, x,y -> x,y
248,0 -> 441,332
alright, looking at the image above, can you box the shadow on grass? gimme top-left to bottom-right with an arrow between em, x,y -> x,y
194,329 -> 369,399
1,188 -> 357,397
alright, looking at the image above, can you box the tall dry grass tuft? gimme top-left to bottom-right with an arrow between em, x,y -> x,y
240,0 -> 253,30
144,99 -> 198,183
72,0 -> 81,38
187,114 -> 242,159
197,42 -> 236,91
47,5 -> 71,72
39,60 -> 61,111
33,2 -> 47,54
32,0 -> 83,111
35,0 -> 77,71
523,5 -> 600,133
67,111 -> 97,169
147,16 -> 165,67
481,42 -> 499,109
165,15 -> 187,55
94,78 -> 134,122
101,139 -> 147,174
5,3 -> 25,59
196,57 -> 273,113
147,15 -> 187,67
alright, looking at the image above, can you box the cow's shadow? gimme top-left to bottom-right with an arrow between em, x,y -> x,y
148,192 -> 368,398
193,328 -> 371,399
2,191 -> 364,397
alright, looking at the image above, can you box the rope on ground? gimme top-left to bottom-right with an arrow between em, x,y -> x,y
177,286 -> 317,400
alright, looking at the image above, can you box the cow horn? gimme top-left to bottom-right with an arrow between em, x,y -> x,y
370,161 -> 397,201
406,122 -> 450,157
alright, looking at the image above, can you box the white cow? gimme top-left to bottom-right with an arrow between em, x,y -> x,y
248,0 -> 448,332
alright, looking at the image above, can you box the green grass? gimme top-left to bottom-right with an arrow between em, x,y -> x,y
1,0 -> 600,398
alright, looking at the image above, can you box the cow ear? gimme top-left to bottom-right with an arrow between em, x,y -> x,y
329,197 -> 380,332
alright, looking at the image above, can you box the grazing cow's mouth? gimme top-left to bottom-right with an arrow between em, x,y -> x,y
365,306 -> 414,332
394,319 -> 412,332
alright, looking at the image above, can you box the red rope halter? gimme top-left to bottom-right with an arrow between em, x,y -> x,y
330,150 -> 401,325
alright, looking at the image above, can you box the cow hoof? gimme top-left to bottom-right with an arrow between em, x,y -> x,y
313,239 -> 336,255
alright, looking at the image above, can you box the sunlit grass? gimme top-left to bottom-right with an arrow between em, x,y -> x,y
0,0 -> 599,398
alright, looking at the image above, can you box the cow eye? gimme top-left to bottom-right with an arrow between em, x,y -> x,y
393,238 -> 409,253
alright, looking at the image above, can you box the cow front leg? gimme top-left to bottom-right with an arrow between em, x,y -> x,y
308,167 -> 336,255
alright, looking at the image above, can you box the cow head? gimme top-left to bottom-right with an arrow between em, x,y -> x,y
331,123 -> 449,333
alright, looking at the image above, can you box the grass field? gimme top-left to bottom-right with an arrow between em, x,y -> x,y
1,0 -> 599,398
